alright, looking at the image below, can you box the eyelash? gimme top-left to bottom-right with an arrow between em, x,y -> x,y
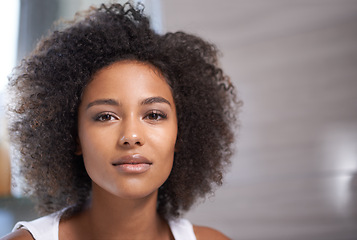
94,112 -> 118,122
93,111 -> 167,122
145,110 -> 167,121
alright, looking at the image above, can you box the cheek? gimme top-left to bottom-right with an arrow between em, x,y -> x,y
149,125 -> 177,167
79,127 -> 116,185
78,124 -> 114,163
152,123 -> 177,149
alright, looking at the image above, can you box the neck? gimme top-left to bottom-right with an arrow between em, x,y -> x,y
65,183 -> 171,240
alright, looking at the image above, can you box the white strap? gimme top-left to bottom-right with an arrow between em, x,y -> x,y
12,212 -> 60,240
168,218 -> 197,240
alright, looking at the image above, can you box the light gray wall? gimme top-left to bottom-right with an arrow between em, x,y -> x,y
161,0 -> 357,239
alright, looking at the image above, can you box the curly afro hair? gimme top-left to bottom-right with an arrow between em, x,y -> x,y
8,2 -> 240,219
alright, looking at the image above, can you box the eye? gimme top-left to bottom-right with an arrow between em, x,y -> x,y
94,113 -> 118,122
145,110 -> 167,121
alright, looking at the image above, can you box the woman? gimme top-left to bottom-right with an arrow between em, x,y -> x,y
2,2 -> 239,240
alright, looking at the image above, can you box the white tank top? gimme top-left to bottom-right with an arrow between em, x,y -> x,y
12,211 -> 197,240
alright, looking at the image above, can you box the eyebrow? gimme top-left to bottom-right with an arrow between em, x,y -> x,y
86,97 -> 171,110
141,97 -> 171,106
86,99 -> 120,109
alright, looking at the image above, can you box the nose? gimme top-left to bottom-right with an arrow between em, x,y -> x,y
119,118 -> 145,147
119,134 -> 144,147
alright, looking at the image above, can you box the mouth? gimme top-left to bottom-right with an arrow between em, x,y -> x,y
112,154 -> 152,173
112,154 -> 152,166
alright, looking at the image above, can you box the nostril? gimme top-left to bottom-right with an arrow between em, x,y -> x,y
119,136 -> 144,146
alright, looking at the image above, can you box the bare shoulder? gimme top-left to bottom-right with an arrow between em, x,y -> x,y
193,225 -> 231,240
0,229 -> 34,240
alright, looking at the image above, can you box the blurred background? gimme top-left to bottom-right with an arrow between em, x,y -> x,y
1,0 -> 357,239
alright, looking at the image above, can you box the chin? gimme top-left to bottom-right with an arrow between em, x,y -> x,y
114,188 -> 159,200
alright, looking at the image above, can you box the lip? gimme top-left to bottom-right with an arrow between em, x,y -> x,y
112,154 -> 152,174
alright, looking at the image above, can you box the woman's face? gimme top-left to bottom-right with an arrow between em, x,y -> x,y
77,60 -> 177,200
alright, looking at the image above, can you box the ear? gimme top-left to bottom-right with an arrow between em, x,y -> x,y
74,137 -> 82,155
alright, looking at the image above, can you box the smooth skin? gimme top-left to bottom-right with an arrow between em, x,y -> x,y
1,61 -> 229,240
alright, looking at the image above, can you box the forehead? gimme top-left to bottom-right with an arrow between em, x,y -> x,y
82,60 -> 174,103
95,60 -> 166,79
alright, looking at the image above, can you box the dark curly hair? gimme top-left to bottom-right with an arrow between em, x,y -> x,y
8,2 -> 240,219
